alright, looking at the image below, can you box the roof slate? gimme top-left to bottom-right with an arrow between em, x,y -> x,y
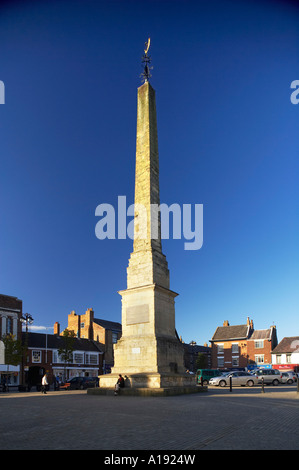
211,324 -> 249,341
93,318 -> 122,331
248,329 -> 272,340
23,332 -> 104,353
0,294 -> 22,312
183,344 -> 210,354
272,336 -> 299,354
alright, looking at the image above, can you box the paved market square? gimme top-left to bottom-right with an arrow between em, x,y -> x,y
1,385 -> 298,451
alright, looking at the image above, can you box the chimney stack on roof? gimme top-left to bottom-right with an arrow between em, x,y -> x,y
54,322 -> 60,335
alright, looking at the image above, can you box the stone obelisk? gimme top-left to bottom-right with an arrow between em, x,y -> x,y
99,41 -> 196,392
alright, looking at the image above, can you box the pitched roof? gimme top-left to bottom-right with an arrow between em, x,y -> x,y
23,332 -> 104,353
0,294 -> 22,312
211,324 -> 249,341
183,344 -> 211,354
248,329 -> 272,341
93,318 -> 122,331
271,336 -> 299,354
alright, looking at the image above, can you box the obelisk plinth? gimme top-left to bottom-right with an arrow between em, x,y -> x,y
98,43 -> 197,392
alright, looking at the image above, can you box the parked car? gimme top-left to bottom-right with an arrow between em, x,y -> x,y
196,369 -> 221,385
209,371 -> 258,387
61,376 -> 99,390
255,369 -> 282,385
281,372 -> 297,384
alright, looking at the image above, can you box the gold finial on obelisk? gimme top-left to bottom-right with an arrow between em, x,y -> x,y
144,37 -> 150,54
141,38 -> 152,83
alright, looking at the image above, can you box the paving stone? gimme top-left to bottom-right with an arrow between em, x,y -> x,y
0,386 -> 298,450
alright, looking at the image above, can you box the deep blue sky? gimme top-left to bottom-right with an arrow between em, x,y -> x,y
0,0 -> 298,345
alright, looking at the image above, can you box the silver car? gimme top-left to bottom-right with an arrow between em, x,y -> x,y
281,372 -> 297,384
255,369 -> 282,385
209,371 -> 258,387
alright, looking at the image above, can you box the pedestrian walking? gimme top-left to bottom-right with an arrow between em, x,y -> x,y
53,375 -> 58,391
41,373 -> 48,394
56,375 -> 60,391
1,375 -> 7,392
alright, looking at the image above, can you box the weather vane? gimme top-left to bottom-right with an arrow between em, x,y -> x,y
141,38 -> 153,83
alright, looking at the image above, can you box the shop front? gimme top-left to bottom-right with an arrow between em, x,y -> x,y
52,365 -> 100,383
0,365 -> 20,390
273,364 -> 299,373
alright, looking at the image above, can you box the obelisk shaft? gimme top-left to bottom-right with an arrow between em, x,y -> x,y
134,81 -> 161,251
127,81 -> 170,290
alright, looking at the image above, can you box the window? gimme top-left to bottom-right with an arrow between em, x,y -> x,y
255,355 -> 264,365
217,344 -> 224,354
276,355 -> 281,364
86,353 -> 98,365
286,354 -> 291,363
254,340 -> 264,349
73,353 -> 84,364
80,322 -> 85,328
217,357 -> 224,368
232,357 -> 239,367
32,350 -> 41,363
231,344 -> 239,354
53,351 -> 64,363
112,332 -> 118,344
6,317 -> 13,335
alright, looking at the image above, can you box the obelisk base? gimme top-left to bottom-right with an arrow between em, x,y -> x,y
88,384 -> 206,397
97,371 -> 197,389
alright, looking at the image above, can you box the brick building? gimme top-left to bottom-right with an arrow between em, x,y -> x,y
58,308 -> 122,372
23,330 -> 104,388
183,342 -> 211,373
247,327 -> 278,369
210,317 -> 278,370
0,294 -> 22,340
0,294 -> 23,388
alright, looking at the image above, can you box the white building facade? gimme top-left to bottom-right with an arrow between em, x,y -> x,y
271,336 -> 299,373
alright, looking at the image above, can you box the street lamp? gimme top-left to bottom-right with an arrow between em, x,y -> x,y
20,313 -> 34,333
20,313 -> 34,388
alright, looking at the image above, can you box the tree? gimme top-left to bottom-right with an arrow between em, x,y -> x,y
195,352 -> 207,371
58,329 -> 76,381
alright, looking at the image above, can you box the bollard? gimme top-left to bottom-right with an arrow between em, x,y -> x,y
261,377 -> 265,393
229,376 -> 232,392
